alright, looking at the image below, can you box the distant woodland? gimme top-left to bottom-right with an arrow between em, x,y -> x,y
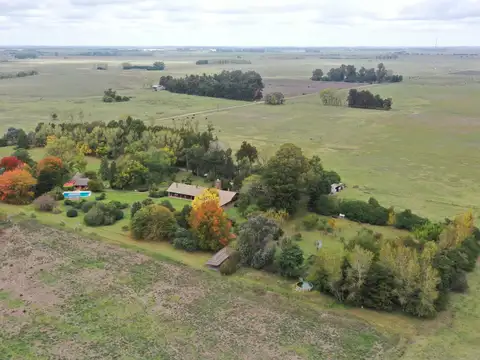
311,63 -> 403,83
159,70 -> 264,101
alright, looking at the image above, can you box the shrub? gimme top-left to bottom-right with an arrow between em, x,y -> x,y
64,199 -> 73,206
66,209 -> 78,218
95,192 -> 107,201
394,209 -> 428,231
131,201 -> 142,218
52,208 -> 62,214
141,198 -> 154,207
84,171 -> 98,180
50,186 -> 65,201
81,201 -> 97,213
131,204 -> 177,241
311,195 -> 339,216
278,242 -> 304,278
148,186 -> 164,198
160,200 -> 175,212
303,214 -> 319,230
72,199 -> 87,209
264,92 -> 285,105
121,225 -> 129,232
33,194 -> 56,212
292,233 -> 303,242
84,206 -> 105,226
339,199 -> 388,226
173,228 -> 198,252
114,209 -> 124,221
88,179 -> 104,193
108,200 -> 128,209
220,255 -> 240,275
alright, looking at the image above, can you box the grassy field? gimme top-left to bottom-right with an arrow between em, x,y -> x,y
2,51 -> 480,359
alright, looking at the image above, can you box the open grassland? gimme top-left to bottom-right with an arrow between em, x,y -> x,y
0,223 -> 398,360
2,51 -> 480,359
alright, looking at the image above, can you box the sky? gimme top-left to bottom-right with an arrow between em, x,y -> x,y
1,0 -> 479,47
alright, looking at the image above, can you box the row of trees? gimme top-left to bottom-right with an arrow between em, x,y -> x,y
0,118 -> 262,193
195,59 -> 251,65
0,70 -> 38,80
159,70 -> 264,101
122,61 -> 165,70
308,212 -> 480,317
347,89 -> 393,110
312,63 -> 403,83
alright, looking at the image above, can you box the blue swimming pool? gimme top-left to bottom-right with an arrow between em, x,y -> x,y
63,191 -> 92,199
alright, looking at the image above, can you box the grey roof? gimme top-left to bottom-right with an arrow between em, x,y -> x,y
206,247 -> 234,267
167,182 -> 237,207
71,173 -> 90,187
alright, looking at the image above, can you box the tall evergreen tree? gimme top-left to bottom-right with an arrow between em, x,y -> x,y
109,160 -> 117,188
16,129 -> 29,149
99,157 -> 110,181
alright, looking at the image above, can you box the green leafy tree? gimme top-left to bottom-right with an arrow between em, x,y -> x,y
237,215 -> 281,269
109,161 -> 117,188
131,204 -> 177,241
261,143 -> 309,214
45,137 -> 86,173
278,241 -> 305,278
16,129 -> 29,149
112,159 -> 148,189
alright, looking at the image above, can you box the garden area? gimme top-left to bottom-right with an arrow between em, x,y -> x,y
0,118 -> 479,320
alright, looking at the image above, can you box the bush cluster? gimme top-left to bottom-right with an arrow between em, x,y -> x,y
84,202 -> 124,227
33,194 -> 56,212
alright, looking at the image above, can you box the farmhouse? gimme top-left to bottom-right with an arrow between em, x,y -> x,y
167,181 -> 238,207
152,85 -> 165,91
63,172 -> 90,190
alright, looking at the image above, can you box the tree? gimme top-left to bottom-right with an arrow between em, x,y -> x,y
319,89 -> 343,106
112,159 -> 148,189
99,157 -> 110,181
45,137 -> 86,173
261,143 -> 309,214
237,215 -> 281,269
0,156 -> 23,171
236,141 -> 258,164
109,161 -> 117,188
175,205 -> 192,229
191,188 -> 220,210
265,92 -> 285,105
343,245 -> 375,304
311,68 -> 324,81
35,157 -> 66,197
11,148 -> 35,168
189,194 -> 232,252
279,241 -> 304,278
131,204 -> 177,241
16,129 -> 29,149
0,169 -> 37,204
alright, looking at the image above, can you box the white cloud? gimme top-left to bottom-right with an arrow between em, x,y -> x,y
0,0 -> 479,46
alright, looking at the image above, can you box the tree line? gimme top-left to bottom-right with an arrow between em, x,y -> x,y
320,88 -> 393,110
122,61 -> 165,70
196,59 -> 251,65
311,63 -> 403,83
159,70 -> 264,101
0,70 -> 38,80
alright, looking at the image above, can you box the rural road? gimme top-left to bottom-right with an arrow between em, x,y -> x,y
155,92 -> 318,122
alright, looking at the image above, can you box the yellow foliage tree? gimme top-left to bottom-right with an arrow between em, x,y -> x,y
192,188 -> 219,211
387,207 -> 396,226
263,208 -> 289,226
328,218 -> 337,230
46,135 -> 57,146
439,210 -> 474,250
76,142 -> 92,155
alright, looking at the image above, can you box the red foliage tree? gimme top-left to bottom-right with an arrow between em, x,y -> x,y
0,156 -> 23,171
0,169 -> 37,204
37,156 -> 63,175
189,199 -> 232,252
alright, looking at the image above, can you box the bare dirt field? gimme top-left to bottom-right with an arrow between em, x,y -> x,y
0,222 -> 396,360
263,78 -> 357,97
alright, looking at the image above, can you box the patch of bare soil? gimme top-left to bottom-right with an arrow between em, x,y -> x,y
0,222 -> 395,360
263,78 -> 358,97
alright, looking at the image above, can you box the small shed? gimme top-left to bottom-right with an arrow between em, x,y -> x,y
330,183 -> 345,194
206,247 -> 235,270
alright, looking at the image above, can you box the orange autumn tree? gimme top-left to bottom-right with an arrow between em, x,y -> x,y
0,169 -> 37,204
189,188 -> 232,252
37,156 -> 63,174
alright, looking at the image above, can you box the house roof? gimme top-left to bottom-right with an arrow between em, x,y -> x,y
206,247 -> 234,267
167,182 -> 237,207
71,173 -> 90,187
